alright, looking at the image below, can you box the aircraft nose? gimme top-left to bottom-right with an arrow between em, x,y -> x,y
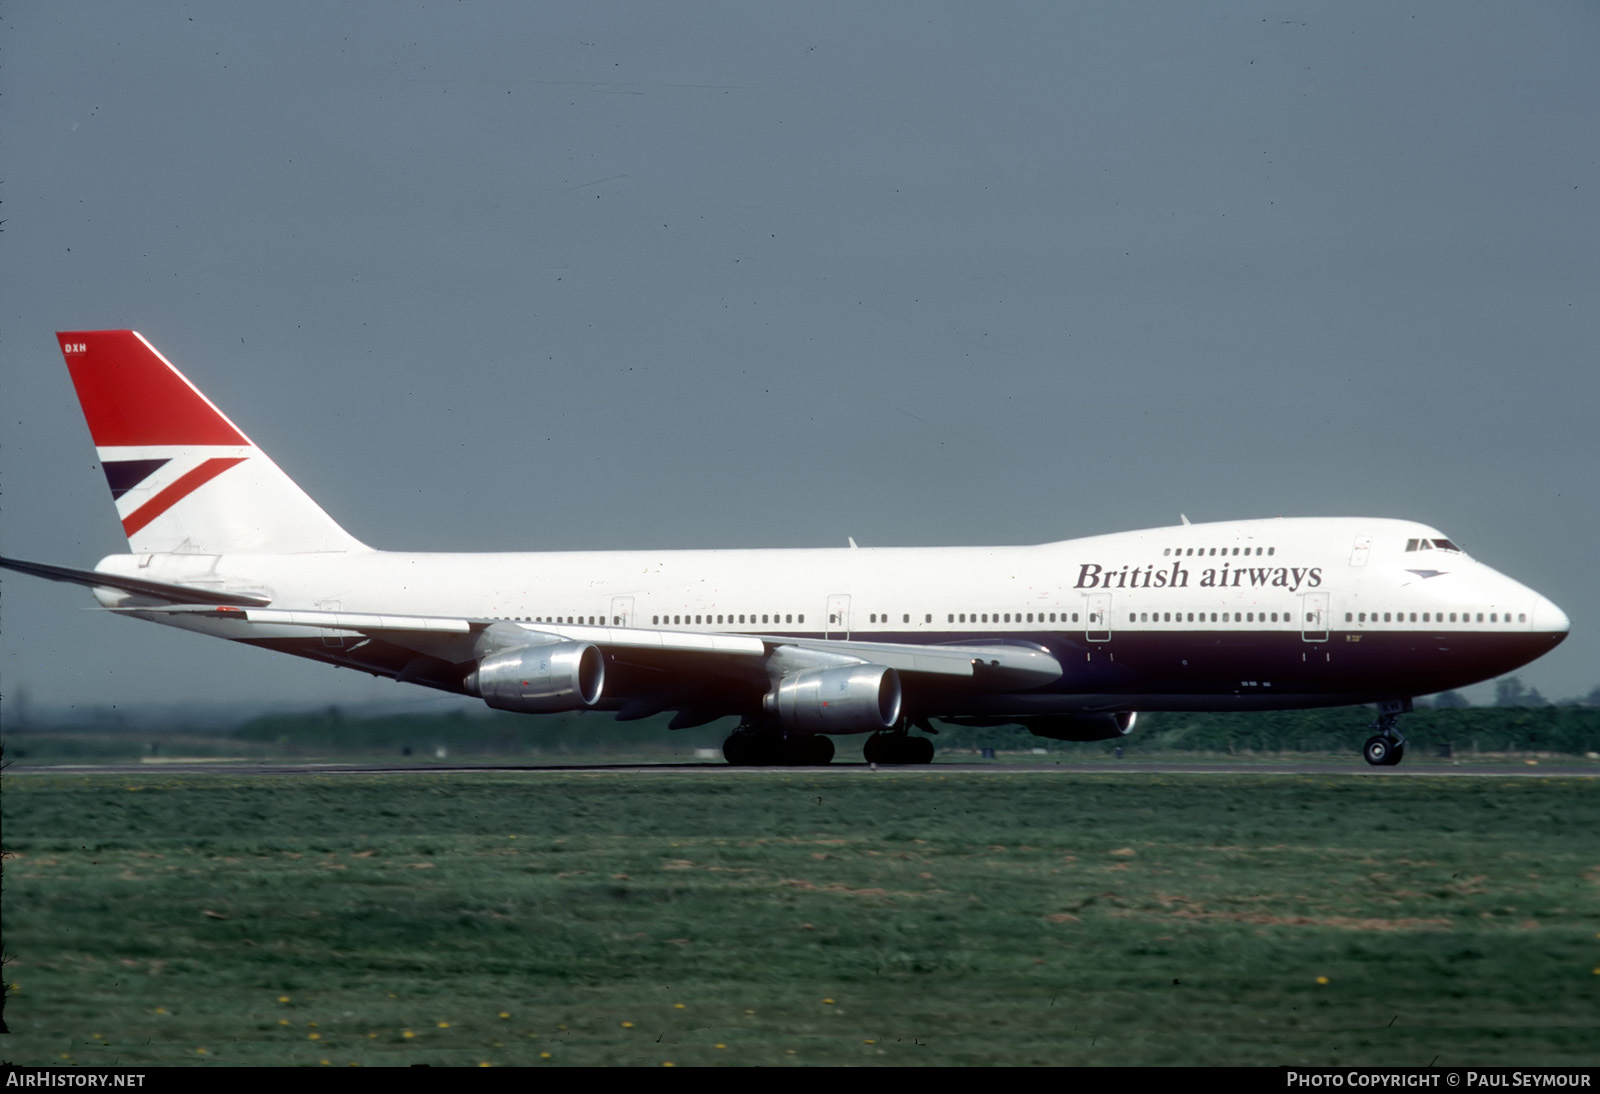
1530,593 -> 1570,641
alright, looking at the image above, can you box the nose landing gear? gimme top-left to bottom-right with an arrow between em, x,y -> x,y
1362,700 -> 1411,766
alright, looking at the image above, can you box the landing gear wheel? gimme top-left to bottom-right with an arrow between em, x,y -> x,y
1362,706 -> 1410,767
723,734 -> 753,765
783,735 -> 835,765
862,732 -> 934,765
862,732 -> 890,765
724,733 -> 782,766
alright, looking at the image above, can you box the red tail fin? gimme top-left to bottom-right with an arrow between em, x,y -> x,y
59,331 -> 250,447
56,331 -> 366,556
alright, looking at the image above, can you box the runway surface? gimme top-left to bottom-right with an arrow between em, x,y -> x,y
13,758 -> 1599,777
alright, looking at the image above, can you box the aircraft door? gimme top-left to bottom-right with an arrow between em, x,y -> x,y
609,596 -> 635,628
1085,594 -> 1112,643
1349,535 -> 1371,567
826,594 -> 851,639
1301,591 -> 1329,642
316,599 -> 346,648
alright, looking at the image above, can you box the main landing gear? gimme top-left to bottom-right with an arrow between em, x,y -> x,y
861,730 -> 935,765
719,724 -> 937,766
1362,700 -> 1411,767
722,728 -> 835,766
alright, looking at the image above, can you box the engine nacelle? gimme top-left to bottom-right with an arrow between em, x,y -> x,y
1021,712 -> 1138,742
465,641 -> 605,714
766,664 -> 902,734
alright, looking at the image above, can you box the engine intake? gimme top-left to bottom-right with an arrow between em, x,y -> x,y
466,640 -> 605,714
766,664 -> 902,734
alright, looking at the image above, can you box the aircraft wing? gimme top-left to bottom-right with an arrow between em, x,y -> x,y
111,603 -> 1062,718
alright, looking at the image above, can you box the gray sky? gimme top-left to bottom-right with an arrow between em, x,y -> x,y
3,1 -> 1596,718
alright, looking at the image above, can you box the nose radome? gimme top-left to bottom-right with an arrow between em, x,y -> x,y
1531,594 -> 1570,640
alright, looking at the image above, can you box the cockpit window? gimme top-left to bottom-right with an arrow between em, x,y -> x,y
1406,537 -> 1461,553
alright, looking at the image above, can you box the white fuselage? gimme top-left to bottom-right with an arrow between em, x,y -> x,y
98,515 -> 1568,714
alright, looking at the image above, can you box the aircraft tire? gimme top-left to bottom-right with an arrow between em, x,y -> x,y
1362,735 -> 1395,767
862,732 -> 888,764
783,735 -> 834,765
725,733 -> 782,766
862,732 -> 934,765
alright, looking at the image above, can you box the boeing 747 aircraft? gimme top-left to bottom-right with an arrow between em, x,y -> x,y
1,331 -> 1570,765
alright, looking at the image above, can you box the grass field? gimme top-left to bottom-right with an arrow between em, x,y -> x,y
3,769 -> 1597,1066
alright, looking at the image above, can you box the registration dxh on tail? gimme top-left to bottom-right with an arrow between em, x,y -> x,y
2,331 -> 1569,765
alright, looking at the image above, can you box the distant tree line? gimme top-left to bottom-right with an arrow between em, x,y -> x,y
936,704 -> 1600,756
8,677 -> 1600,761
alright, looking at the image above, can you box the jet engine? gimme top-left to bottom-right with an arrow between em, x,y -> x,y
465,640 -> 605,714
766,664 -> 902,734
1020,712 -> 1138,741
